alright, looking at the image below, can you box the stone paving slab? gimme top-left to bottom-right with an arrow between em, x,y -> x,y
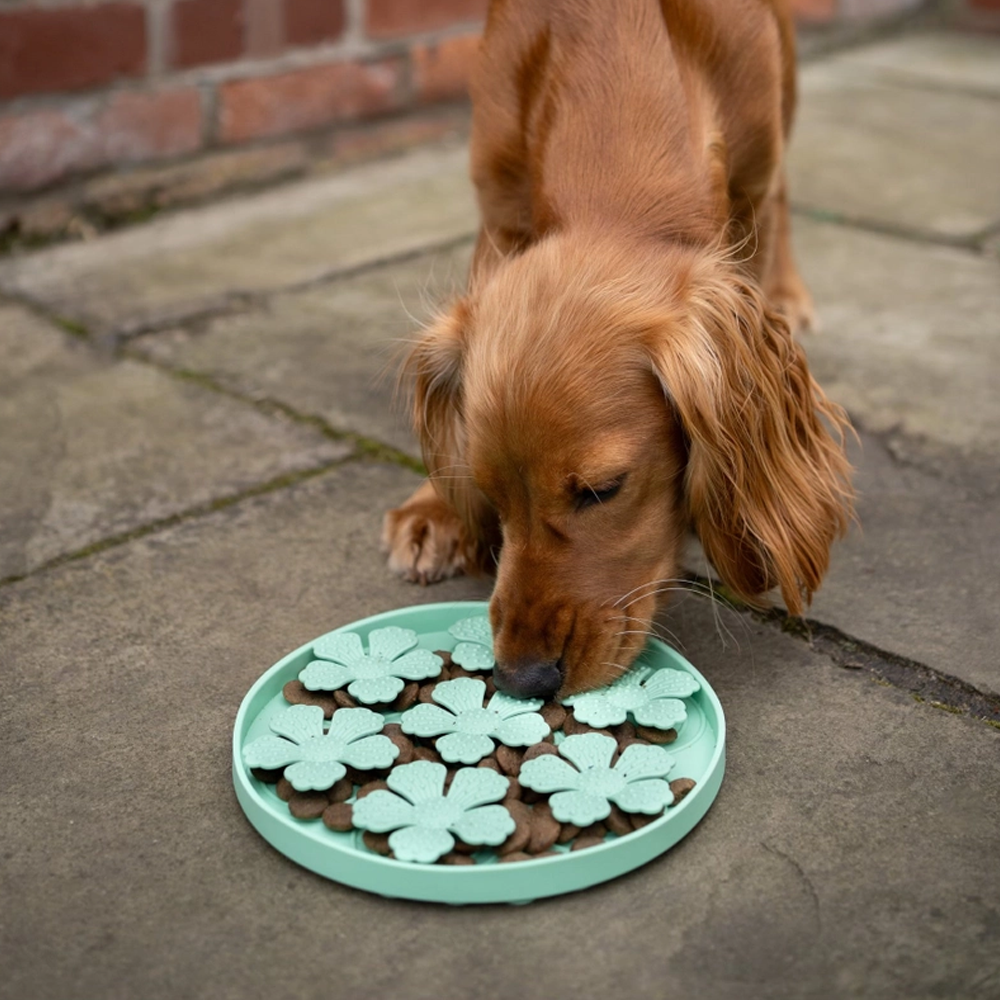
0,143 -> 477,338
132,243 -> 473,456
1,461 -> 997,1000
790,49 -> 1000,239
0,300 -> 347,580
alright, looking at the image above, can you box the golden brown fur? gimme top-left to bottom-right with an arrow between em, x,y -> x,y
383,0 -> 853,698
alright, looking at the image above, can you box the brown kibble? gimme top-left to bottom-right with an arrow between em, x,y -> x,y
251,767 -> 283,784
334,689 -> 358,709
523,742 -> 559,762
412,745 -> 441,764
557,823 -> 581,844
356,779 -> 390,799
448,665 -> 476,680
498,800 -> 532,855
282,680 -> 339,718
521,787 -> 545,804
439,851 -> 476,865
571,835 -> 607,852
477,755 -> 501,772
288,791 -> 329,820
577,821 -> 608,840
433,650 -> 454,668
392,682 -> 420,713
496,745 -> 524,777
322,802 -> 354,831
382,724 -> 414,765
616,737 -> 653,753
484,676 -> 498,697
605,803 -> 632,837
527,802 -> 561,854
506,777 -> 523,800
540,702 -> 567,731
276,777 -> 294,802
328,777 -> 353,804
611,720 -> 637,743
635,724 -> 677,744
418,682 -> 438,704
630,809 -> 665,830
669,777 -> 697,804
362,830 -> 392,856
499,851 -> 535,863
451,837 -> 478,855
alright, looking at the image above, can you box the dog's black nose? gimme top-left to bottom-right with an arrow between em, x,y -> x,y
493,659 -> 562,700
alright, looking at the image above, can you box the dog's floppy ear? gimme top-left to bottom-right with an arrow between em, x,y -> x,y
646,269 -> 853,615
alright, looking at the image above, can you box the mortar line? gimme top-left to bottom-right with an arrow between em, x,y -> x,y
683,572 -> 1000,729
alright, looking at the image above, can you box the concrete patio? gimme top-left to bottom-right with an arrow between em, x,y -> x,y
1,26 -> 998,1000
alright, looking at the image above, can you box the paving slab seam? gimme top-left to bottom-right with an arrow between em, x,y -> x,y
684,573 -> 1000,729
790,202 -> 1000,254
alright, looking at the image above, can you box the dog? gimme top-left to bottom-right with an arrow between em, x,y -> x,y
382,0 -> 853,699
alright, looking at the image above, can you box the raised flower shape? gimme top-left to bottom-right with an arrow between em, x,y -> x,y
243,705 -> 398,792
399,677 -> 550,764
351,760 -> 515,863
519,732 -> 676,826
448,615 -> 495,672
562,664 -> 700,730
298,626 -> 443,705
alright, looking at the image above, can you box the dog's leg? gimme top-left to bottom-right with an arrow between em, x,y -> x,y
760,170 -> 817,335
382,480 -> 478,585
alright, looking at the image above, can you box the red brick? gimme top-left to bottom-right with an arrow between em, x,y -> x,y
218,58 -> 404,143
366,0 -> 487,39
968,0 -> 1000,9
0,4 -> 147,100
171,0 -> 245,69
284,0 -> 346,46
413,32 -> 481,103
0,89 -> 203,194
791,0 -> 838,21
245,0 -> 285,57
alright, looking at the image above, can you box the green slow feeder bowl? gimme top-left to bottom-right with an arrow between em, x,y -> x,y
232,601 -> 725,904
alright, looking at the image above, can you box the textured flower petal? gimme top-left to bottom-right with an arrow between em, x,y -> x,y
557,732 -> 618,773
613,743 -> 676,782
243,734 -> 303,770
338,734 -> 399,771
487,690 -> 544,719
611,777 -> 674,815
347,675 -> 404,705
642,668 -> 700,699
518,754 -> 584,793
451,641 -> 494,672
548,789 -> 613,826
268,704 -> 325,743
326,707 -> 385,743
566,691 -> 629,728
386,760 -> 448,804
298,659 -> 353,692
631,697 -> 687,730
390,648 -> 444,681
445,767 -> 510,810
435,731 -> 495,765
448,615 -> 493,646
398,703 -> 460,738
493,712 -> 550,747
312,631 -> 365,665
351,789 -> 419,832
451,804 -> 516,847
432,677 -> 488,715
283,759 -> 346,792
366,626 -> 418,662
387,824 -> 455,864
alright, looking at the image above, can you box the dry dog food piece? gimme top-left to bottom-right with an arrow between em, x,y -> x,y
635,724 -> 677,745
577,821 -> 608,840
571,835 -> 606,852
630,810 -> 665,831
477,755 -> 501,773
495,745 -> 525,777
282,680 -> 339,719
605,804 -> 632,837
382,723 -> 415,765
484,676 -> 498,697
333,689 -> 358,709
439,852 -> 476,865
522,742 -> 559,762
433,650 -> 454,668
412,745 -> 442,765
362,830 -> 392,856
288,791 -> 329,820
616,736 -> 653,754
498,800 -> 532,856
417,682 -> 438,704
499,851 -> 535,863
393,682 -> 420,713
251,767 -> 284,784
505,777 -> 523,800
328,777 -> 353,803
611,720 -> 638,743
451,838 -> 478,855
560,709 -> 588,736
322,802 -> 354,832
520,786 -> 545,804
356,779 -> 390,799
669,777 -> 697,803
557,823 -> 581,844
276,777 -> 295,802
527,802 -> 562,854
539,702 -> 567,731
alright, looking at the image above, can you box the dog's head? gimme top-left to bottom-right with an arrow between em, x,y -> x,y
408,233 -> 852,697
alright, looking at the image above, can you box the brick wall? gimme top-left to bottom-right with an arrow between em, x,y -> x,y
0,0 -> 939,236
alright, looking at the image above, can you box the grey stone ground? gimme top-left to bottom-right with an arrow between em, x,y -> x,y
1,27 -> 998,1000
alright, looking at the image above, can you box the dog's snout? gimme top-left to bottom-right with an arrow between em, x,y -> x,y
493,659 -> 562,700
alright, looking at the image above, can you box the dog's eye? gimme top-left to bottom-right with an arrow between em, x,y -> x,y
575,476 -> 625,510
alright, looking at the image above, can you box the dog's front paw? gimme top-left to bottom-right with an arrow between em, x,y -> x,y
769,276 -> 820,336
382,487 -> 469,586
